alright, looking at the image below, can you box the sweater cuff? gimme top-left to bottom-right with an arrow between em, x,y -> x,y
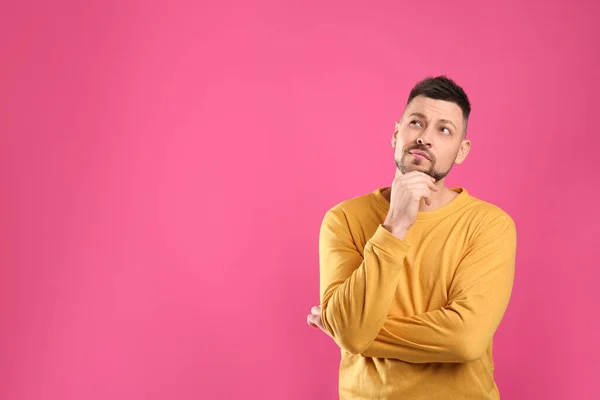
369,224 -> 411,258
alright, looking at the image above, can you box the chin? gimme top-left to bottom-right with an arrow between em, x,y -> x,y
406,164 -> 428,172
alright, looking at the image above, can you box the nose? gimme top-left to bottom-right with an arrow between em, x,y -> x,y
416,127 -> 435,147
416,137 -> 431,147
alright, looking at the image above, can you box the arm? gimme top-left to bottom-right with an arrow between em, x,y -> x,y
319,207 -> 411,355
361,216 -> 517,363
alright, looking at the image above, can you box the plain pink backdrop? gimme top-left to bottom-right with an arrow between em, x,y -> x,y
1,1 -> 599,399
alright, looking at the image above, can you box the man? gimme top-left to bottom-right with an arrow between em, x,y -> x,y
307,76 -> 517,399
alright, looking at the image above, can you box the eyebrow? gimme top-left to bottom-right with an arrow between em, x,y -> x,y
408,112 -> 458,131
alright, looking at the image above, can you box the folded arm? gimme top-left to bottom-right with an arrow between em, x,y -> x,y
360,216 -> 517,363
319,207 -> 411,355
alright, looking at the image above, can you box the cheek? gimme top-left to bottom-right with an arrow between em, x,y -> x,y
393,143 -> 405,157
397,131 -> 416,149
438,154 -> 456,168
393,135 -> 408,150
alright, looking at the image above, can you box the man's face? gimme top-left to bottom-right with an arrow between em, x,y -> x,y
393,95 -> 471,181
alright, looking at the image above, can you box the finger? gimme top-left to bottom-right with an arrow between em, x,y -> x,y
402,178 -> 438,195
397,171 -> 436,185
424,194 -> 432,206
313,316 -> 325,331
405,182 -> 434,192
412,171 -> 436,183
406,185 -> 433,204
426,178 -> 439,192
423,189 -> 433,206
398,170 -> 430,179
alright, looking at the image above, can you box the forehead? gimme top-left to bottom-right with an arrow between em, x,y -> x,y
404,95 -> 464,125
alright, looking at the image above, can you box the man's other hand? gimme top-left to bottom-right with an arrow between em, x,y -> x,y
307,305 -> 332,338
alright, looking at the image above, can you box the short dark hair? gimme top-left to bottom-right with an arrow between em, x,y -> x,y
407,76 -> 471,130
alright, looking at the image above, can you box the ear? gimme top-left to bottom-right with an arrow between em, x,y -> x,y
391,121 -> 400,147
454,139 -> 471,164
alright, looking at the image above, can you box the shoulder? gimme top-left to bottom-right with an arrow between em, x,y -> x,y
462,191 -> 517,236
321,188 -> 381,226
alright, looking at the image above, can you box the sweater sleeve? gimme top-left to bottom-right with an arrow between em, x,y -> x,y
319,208 -> 411,355
360,216 -> 517,363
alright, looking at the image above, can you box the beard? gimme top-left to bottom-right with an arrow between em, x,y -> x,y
396,148 -> 453,181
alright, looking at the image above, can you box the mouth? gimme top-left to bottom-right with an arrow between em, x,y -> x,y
409,150 -> 431,161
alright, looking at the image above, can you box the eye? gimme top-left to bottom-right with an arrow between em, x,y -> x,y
441,127 -> 451,134
410,120 -> 423,127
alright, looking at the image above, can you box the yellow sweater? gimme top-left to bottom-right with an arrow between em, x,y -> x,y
319,187 -> 516,400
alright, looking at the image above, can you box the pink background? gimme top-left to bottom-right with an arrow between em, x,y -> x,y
1,1 -> 599,399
